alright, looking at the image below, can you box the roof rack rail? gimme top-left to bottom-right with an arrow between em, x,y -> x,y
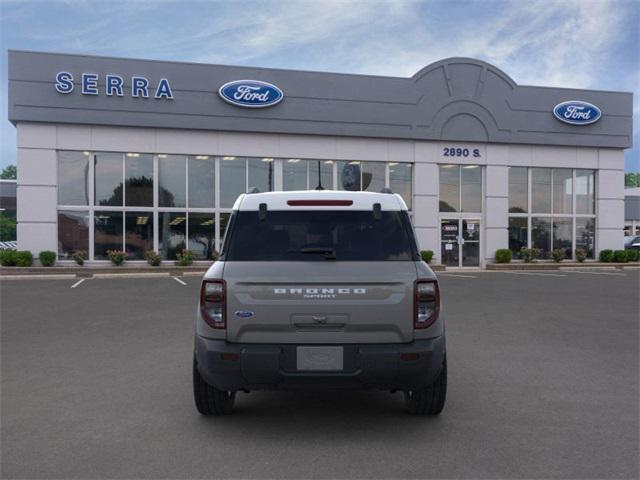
380,187 -> 393,194
247,187 -> 260,194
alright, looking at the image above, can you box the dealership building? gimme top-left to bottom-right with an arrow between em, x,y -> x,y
7,50 -> 633,267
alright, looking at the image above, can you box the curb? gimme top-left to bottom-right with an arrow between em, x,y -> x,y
486,262 -> 638,271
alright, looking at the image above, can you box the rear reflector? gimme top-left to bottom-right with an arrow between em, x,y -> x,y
400,353 -> 420,361
287,200 -> 353,206
220,353 -> 239,361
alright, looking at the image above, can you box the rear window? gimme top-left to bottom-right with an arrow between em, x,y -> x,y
223,210 -> 417,261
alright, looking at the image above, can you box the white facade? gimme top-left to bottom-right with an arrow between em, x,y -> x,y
16,122 -> 626,266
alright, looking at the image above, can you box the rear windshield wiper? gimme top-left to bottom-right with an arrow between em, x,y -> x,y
293,247 -> 337,260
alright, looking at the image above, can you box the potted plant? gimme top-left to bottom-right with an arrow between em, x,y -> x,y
551,249 -> 565,263
144,250 -> 161,266
107,250 -> 127,266
72,250 -> 87,266
175,249 -> 195,266
575,248 -> 587,263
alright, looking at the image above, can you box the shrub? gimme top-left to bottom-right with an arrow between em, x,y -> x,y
575,249 -> 587,263
0,249 -> 18,266
107,250 -> 127,266
420,250 -> 434,264
72,250 -> 87,266
626,249 -> 639,262
210,250 -> 220,261
613,250 -> 628,263
144,250 -> 161,266
495,249 -> 512,263
599,249 -> 614,262
39,250 -> 57,267
175,249 -> 195,266
520,248 -> 533,263
15,250 -> 34,267
551,249 -> 565,263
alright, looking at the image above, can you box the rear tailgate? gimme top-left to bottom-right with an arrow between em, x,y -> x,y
223,261 -> 417,344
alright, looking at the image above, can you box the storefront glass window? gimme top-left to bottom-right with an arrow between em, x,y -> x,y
159,212 -> 186,260
576,218 -> 596,258
188,156 -> 215,208
158,155 -> 186,207
95,153 -> 123,206
309,160 -> 333,190
531,168 -> 552,213
125,212 -> 153,260
58,210 -> 89,259
220,157 -> 246,208
389,163 -> 412,209
508,217 -> 527,258
531,217 -> 551,259
248,158 -> 273,193
124,153 -> 153,207
361,162 -> 386,193
575,170 -> 595,214
188,213 -> 216,259
283,159 -> 307,191
439,165 -> 459,212
58,151 -> 90,205
508,167 -> 528,213
94,211 -> 123,259
552,217 -> 573,258
552,169 -> 572,214
461,165 -> 482,212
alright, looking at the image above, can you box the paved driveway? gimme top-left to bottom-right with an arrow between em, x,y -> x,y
1,270 -> 638,479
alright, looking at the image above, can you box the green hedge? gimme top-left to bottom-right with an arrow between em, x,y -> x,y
599,249 -> 614,262
15,250 -> 34,267
420,250 -> 434,264
626,249 -> 639,262
0,249 -> 17,266
613,250 -> 628,263
39,250 -> 57,267
495,249 -> 512,263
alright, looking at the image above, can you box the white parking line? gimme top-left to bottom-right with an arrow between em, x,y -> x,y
70,278 -> 85,288
172,276 -> 187,286
568,270 -> 626,276
438,274 -> 477,278
500,271 -> 567,277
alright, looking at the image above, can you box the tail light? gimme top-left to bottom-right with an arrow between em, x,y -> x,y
414,279 -> 440,329
200,279 -> 226,329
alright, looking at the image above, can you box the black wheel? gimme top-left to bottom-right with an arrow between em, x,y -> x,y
193,355 -> 236,416
404,355 -> 447,415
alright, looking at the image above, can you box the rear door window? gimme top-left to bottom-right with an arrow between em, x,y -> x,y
224,210 -> 416,261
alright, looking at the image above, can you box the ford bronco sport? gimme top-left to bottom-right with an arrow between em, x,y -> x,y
193,190 -> 446,415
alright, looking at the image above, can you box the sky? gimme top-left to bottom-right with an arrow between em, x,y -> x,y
0,0 -> 638,172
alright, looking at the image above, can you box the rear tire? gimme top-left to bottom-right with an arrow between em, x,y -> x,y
193,355 -> 236,415
404,355 -> 447,415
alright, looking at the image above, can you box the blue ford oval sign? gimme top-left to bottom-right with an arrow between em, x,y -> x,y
219,80 -> 284,108
553,100 -> 601,125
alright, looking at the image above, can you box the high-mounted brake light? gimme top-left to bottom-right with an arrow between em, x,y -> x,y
200,279 -> 226,329
287,200 -> 353,206
414,279 -> 440,329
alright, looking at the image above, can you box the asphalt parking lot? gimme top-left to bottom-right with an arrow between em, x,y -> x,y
1,270 -> 638,479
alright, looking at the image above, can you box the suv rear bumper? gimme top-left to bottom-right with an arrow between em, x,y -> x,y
194,335 -> 445,392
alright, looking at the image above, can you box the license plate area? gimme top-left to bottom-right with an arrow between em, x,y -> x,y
296,346 -> 344,371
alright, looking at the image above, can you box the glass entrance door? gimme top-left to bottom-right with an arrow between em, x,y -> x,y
440,218 -> 481,267
440,219 -> 459,267
461,219 -> 480,267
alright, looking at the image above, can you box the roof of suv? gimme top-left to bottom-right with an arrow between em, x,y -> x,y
234,190 -> 409,211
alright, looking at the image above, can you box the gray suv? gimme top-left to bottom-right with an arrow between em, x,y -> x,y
193,190 -> 446,415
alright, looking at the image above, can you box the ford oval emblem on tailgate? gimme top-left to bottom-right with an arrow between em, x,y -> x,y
234,310 -> 255,318
218,80 -> 284,108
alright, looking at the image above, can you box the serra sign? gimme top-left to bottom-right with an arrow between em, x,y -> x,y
55,72 -> 174,99
218,80 -> 284,108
